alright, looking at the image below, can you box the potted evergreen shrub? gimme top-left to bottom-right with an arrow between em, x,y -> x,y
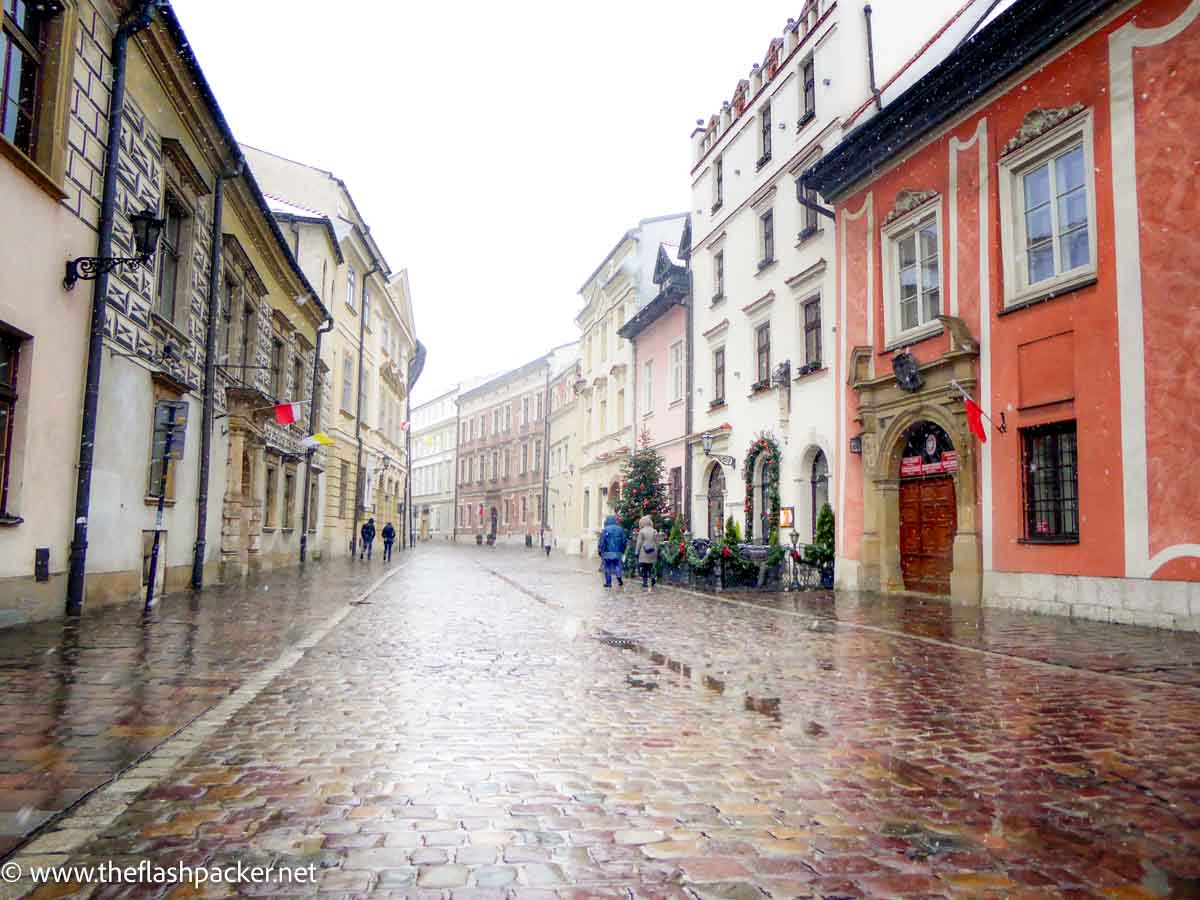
805,503 -> 836,589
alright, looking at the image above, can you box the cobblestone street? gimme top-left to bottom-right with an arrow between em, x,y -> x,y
5,544 -> 1200,898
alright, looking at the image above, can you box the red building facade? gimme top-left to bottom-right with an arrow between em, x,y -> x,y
806,0 -> 1200,627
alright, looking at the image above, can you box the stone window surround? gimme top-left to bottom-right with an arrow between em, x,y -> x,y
998,106 -> 1098,310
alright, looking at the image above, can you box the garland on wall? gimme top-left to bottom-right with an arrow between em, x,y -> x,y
742,432 -> 782,543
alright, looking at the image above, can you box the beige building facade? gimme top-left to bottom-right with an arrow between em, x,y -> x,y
546,350 -> 583,554
575,215 -> 687,557
242,146 -> 417,559
0,1 -> 328,624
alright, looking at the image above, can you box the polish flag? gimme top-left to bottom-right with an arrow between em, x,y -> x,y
274,402 -> 303,425
964,397 -> 988,444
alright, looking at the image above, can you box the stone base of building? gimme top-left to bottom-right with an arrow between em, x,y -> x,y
984,571 -> 1200,631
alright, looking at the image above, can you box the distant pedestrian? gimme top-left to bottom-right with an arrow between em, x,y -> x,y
381,522 -> 396,561
360,518 -> 376,560
635,515 -> 659,589
598,515 -> 627,589
542,527 -> 553,557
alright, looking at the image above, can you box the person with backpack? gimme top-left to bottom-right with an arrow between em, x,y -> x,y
635,515 -> 660,589
598,515 -> 627,589
381,522 -> 396,561
360,518 -> 376,560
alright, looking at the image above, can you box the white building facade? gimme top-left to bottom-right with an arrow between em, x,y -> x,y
686,0 -> 972,545
410,387 -> 459,540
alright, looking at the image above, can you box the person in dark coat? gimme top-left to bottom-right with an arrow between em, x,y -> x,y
597,515 -> 627,589
360,518 -> 376,560
381,522 -> 396,561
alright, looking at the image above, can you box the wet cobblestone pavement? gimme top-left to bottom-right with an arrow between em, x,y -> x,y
4,544 -> 1200,898
0,559 -> 398,857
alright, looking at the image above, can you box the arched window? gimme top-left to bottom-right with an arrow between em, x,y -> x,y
752,455 -> 770,542
811,450 -> 829,538
707,465 -> 726,540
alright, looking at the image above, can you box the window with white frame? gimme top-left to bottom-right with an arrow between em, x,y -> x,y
882,199 -> 942,345
643,360 -> 653,413
713,154 -> 724,211
999,109 -> 1097,308
758,102 -> 772,167
713,250 -> 724,300
346,266 -> 356,310
669,341 -> 683,403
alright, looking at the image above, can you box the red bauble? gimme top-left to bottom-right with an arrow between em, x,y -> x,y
721,546 -> 731,558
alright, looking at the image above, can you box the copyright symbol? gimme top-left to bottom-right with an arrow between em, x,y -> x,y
1,861 -> 21,883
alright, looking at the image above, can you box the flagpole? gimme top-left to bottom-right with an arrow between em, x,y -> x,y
949,379 -> 1006,433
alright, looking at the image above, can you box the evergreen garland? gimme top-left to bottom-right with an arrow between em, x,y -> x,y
742,432 -> 782,543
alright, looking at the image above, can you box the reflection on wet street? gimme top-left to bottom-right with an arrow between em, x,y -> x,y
6,543 -> 1200,897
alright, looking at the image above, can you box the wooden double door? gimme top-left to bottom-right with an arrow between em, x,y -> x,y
899,476 -> 956,595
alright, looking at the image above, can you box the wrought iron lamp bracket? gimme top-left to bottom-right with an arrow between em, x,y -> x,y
64,254 -> 152,291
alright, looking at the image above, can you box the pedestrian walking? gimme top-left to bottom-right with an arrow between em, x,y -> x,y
542,527 -> 553,557
635,515 -> 659,589
381,522 -> 396,561
598,514 -> 627,589
360,518 -> 376,560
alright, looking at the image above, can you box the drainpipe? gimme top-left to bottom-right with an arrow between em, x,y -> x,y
190,157 -> 243,590
864,4 -> 883,112
350,264 -> 379,556
65,0 -> 160,616
299,315 -> 335,564
451,398 -> 461,542
540,360 -> 550,548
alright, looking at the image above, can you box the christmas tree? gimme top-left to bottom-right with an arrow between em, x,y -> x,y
614,429 -> 670,532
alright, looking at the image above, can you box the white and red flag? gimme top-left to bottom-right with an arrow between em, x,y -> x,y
274,402 -> 303,425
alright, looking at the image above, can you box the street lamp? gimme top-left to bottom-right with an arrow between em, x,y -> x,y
701,431 -> 736,468
64,207 -> 166,291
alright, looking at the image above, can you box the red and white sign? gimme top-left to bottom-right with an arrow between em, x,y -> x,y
901,450 -> 958,477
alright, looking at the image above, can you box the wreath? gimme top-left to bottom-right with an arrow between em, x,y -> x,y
742,432 -> 782,543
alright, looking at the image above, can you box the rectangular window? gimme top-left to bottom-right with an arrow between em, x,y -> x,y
522,397 -> 529,426
758,103 -> 772,166
339,461 -> 349,518
643,360 -> 653,413
713,250 -> 724,300
897,218 -> 939,333
1,0 -> 44,155
156,199 -> 184,322
533,439 -> 542,472
240,302 -> 255,371
616,388 -> 625,431
670,341 -> 684,403
0,330 -> 20,515
1022,421 -> 1078,541
799,177 -> 819,236
264,464 -> 277,527
270,337 -> 285,399
346,266 -> 356,309
520,443 -> 528,475
882,201 -> 942,344
360,368 -> 369,423
801,56 -> 816,121
803,297 -> 821,366
341,356 -> 353,412
599,397 -> 607,434
283,471 -> 295,528
713,347 -> 725,404
363,284 -> 371,329
760,210 -> 774,267
713,155 -> 724,211
599,321 -> 608,362
670,467 -> 682,516
756,323 -> 771,385
999,111 -> 1097,307
535,393 -> 543,421
219,276 -> 237,361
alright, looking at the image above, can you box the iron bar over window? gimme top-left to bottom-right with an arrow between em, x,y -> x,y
1022,421 -> 1078,541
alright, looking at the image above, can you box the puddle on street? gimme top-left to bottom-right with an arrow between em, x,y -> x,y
595,630 -> 781,724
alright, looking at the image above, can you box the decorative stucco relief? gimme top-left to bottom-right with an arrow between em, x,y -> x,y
1001,103 -> 1085,156
884,190 -> 938,224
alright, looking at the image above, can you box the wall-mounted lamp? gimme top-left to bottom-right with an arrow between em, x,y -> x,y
65,208 -> 165,291
701,431 -> 737,468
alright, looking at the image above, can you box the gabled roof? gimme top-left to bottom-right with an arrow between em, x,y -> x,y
804,0 -> 1120,201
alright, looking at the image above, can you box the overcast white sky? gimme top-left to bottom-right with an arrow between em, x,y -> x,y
170,1 -> 797,402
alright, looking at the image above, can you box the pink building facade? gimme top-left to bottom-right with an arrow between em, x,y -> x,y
619,245 -> 691,524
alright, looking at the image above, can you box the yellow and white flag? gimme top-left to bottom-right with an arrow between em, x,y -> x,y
300,432 -> 335,450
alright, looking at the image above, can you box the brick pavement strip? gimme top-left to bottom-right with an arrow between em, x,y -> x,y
1,544 -> 1199,898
